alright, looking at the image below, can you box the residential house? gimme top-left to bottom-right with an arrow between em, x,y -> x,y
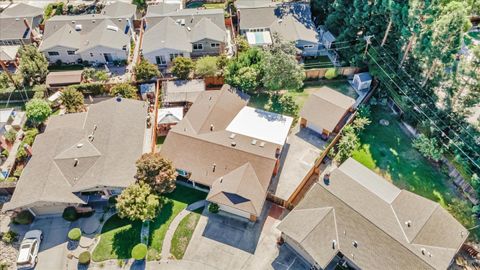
236,1 -> 319,56
143,7 -> 227,66
2,98 -> 148,216
299,86 -> 355,137
161,79 -> 206,108
160,85 -> 293,221
0,3 -> 43,46
278,158 -> 468,270
39,2 -> 136,64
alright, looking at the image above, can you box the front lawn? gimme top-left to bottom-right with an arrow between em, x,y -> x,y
170,207 -> 203,259
352,104 -> 480,238
92,215 -> 142,261
147,185 -> 207,260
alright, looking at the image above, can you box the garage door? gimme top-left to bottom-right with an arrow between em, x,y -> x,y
306,122 -> 324,135
219,204 -> 251,219
30,205 -> 67,216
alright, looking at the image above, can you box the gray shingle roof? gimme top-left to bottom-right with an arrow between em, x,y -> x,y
142,17 -> 192,54
0,3 -> 43,18
102,1 -> 137,19
278,158 -> 469,270
190,17 -> 226,43
39,24 -> 82,51
145,3 -> 181,17
239,2 -> 318,43
77,19 -> 130,53
2,98 -> 148,211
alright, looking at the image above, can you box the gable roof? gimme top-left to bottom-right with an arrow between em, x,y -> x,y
146,2 -> 181,17
161,79 -> 206,103
39,24 -> 82,51
0,3 -> 42,18
77,19 -> 130,53
142,17 -> 192,54
190,17 -> 226,43
2,98 -> 147,211
238,2 -> 318,43
160,86 -> 291,216
278,158 -> 468,270
102,1 -> 136,19
300,86 -> 355,132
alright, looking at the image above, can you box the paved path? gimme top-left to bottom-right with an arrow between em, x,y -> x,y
161,200 -> 206,262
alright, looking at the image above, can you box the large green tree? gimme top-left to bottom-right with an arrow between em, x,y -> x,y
135,59 -> 160,81
135,153 -> 177,194
61,88 -> 85,113
18,45 -> 49,86
110,83 -> 138,99
195,56 -> 220,77
116,183 -> 160,222
25,98 -> 52,126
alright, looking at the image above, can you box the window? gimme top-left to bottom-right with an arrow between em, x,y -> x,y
48,51 -> 59,56
155,56 -> 166,65
169,53 -> 183,61
67,50 -> 75,55
193,43 -> 203,50
303,45 -> 314,49
210,43 -> 220,48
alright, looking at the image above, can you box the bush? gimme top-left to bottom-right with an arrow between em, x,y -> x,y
5,177 -> 17,182
208,203 -> 219,213
69,83 -> 106,96
13,167 -> 23,178
1,230 -> 18,244
13,210 -> 34,225
108,195 -> 117,205
4,130 -> 17,143
16,143 -> 28,162
1,149 -> 9,158
62,206 -> 78,221
324,68 -> 338,80
23,128 -> 39,146
171,57 -> 194,79
131,243 -> 148,260
78,251 -> 91,265
110,83 -> 138,99
134,59 -> 160,81
67,228 -> 82,241
195,56 -> 219,77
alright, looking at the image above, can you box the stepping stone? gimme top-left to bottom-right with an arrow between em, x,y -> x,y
79,236 -> 95,248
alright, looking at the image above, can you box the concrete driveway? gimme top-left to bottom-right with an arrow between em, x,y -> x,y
269,124 -> 328,201
184,203 -> 310,270
29,217 -> 69,270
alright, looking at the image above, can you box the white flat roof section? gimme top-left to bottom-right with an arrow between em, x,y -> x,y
246,31 -> 273,46
226,106 -> 293,145
157,107 -> 183,124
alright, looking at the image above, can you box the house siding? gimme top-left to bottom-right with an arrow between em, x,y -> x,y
191,38 -> 224,57
144,48 -> 191,66
42,45 -> 81,64
78,45 -> 128,64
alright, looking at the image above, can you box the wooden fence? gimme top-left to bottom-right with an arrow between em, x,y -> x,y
304,67 -> 362,80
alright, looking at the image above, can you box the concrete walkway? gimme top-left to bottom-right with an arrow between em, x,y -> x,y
161,200 -> 206,262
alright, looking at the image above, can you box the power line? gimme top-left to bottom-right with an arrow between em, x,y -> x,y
367,50 -> 480,170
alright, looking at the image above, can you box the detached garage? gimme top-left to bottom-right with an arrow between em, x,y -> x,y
300,87 -> 355,138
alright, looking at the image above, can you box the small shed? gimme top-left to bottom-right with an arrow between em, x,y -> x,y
46,70 -> 83,90
157,107 -> 183,136
162,79 -> 206,108
352,72 -> 372,91
300,87 -> 355,138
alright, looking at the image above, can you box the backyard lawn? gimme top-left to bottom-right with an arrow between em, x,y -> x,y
93,184 -> 207,261
352,104 -> 453,207
92,215 -> 142,261
170,207 -> 204,259
147,184 -> 207,260
248,80 -> 357,113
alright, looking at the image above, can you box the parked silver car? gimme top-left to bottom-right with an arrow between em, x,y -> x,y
16,230 -> 43,270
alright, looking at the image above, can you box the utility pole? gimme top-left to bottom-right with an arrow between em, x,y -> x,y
400,34 -> 416,67
381,18 -> 393,47
363,35 -> 374,58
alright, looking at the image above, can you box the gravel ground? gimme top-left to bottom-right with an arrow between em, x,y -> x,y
0,212 -> 19,270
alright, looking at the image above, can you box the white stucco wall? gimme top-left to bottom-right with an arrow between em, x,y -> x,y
42,45 -> 81,64
143,48 -> 190,66
78,45 -> 128,64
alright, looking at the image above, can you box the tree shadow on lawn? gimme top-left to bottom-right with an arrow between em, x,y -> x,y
148,200 -> 174,245
164,184 -> 207,205
110,218 -> 142,259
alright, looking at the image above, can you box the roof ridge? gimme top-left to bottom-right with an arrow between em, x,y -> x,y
295,207 -> 334,243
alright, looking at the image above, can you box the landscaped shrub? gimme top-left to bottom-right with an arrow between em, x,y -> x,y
1,230 -> 18,244
208,203 -> 219,213
131,243 -> 147,260
4,130 -> 17,143
5,177 -> 17,182
13,167 -> 23,178
108,195 -> 117,205
78,251 -> 91,265
69,83 -> 106,96
15,143 -> 28,162
23,128 -> 39,146
67,228 -> 82,241
62,206 -> 78,221
13,210 -> 34,225
1,149 -> 9,158
324,68 -> 338,80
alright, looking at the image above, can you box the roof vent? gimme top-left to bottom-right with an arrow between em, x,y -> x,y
251,139 -> 257,145
176,19 -> 185,26
259,141 -> 265,147
76,143 -> 83,148
15,17 -> 20,21
88,134 -> 94,141
107,25 -> 119,32
71,20 -> 75,24
212,163 -> 216,172
229,133 -> 236,139
210,124 -> 214,131
352,241 -> 358,248
75,24 -> 82,31
118,18 -> 122,22
220,177 -> 223,183
278,19 -> 283,23
186,27 -> 191,31
74,158 -> 79,167
116,94 -> 122,102
421,248 -> 426,255
332,240 -> 336,249
405,220 -> 412,227
231,141 -> 236,147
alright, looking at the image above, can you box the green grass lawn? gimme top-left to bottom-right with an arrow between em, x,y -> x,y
352,105 -> 453,207
170,207 -> 203,259
303,56 -> 334,69
147,185 -> 207,260
92,215 -> 142,262
248,80 -> 357,113
48,64 -> 84,71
